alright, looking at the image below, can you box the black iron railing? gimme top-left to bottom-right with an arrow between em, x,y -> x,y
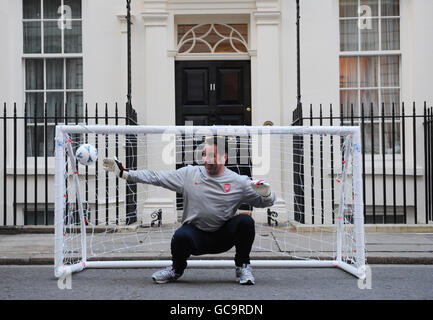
292,101 -> 433,224
1,102 -> 137,226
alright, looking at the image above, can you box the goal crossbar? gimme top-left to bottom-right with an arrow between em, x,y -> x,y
57,124 -> 361,136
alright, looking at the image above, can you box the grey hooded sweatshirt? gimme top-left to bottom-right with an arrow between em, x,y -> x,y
127,165 -> 275,232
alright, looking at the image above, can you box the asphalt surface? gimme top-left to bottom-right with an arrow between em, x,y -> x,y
1,265 -> 432,300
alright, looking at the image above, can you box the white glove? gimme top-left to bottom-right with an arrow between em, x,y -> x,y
251,179 -> 272,201
103,156 -> 129,179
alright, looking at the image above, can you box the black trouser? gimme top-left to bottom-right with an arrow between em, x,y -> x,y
170,214 -> 255,275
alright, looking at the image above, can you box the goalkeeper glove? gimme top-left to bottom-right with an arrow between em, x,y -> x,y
103,156 -> 129,179
251,180 -> 272,201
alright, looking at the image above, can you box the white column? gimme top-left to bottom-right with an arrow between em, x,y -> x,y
140,10 -> 178,224
252,11 -> 281,126
251,10 -> 285,223
142,12 -> 173,126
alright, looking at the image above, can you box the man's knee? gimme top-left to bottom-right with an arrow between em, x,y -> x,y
172,227 -> 192,244
237,214 -> 255,226
236,214 -> 255,233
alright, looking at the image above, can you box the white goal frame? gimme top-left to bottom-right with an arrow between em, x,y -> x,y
54,125 -> 366,279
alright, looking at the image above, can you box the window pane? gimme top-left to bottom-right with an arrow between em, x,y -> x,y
360,0 -> 378,16
340,57 -> 358,88
43,0 -> 61,19
340,90 -> 358,117
381,0 -> 399,16
339,0 -> 358,17
66,58 -> 83,89
23,21 -> 41,53
25,59 -> 44,90
362,123 -> 380,154
360,18 -> 378,51
47,126 -> 55,156
359,56 -> 378,87
64,21 -> 82,53
381,88 -> 400,116
46,92 -> 64,118
26,126 -> 44,157
381,18 -> 400,50
340,20 -> 358,51
384,123 -> 401,154
36,211 -> 46,225
26,92 -> 44,123
24,211 -> 35,225
67,92 -> 83,118
380,55 -> 399,87
46,59 -> 64,89
44,21 -> 61,53
64,0 -> 82,18
360,89 -> 379,115
23,0 -> 41,19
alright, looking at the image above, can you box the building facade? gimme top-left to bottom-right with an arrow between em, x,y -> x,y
1,0 -> 432,226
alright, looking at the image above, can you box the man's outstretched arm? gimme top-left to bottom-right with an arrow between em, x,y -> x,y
103,157 -> 188,193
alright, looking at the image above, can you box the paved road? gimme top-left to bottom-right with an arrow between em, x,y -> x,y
1,265 -> 432,300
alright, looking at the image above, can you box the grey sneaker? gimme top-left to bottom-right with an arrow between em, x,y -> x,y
152,266 -> 182,284
236,264 -> 255,285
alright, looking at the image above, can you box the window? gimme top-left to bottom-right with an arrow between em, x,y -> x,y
24,208 -> 54,225
177,24 -> 248,54
23,0 -> 82,54
339,0 -> 400,154
23,0 -> 82,156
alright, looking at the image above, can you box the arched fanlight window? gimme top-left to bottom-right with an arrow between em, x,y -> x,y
177,23 -> 248,54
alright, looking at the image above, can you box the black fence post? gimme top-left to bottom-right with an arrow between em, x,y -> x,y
24,103 -> 28,225
115,103 -> 119,225
330,103 -> 335,224
413,102 -> 418,224
3,104 -> 6,226
319,104 -> 324,224
370,103 -> 376,223
95,103 -> 99,225
13,104 -> 17,225
125,102 -> 137,225
424,104 -> 432,224
402,102 -> 407,223
361,103 -> 366,220
424,103 -> 428,225
427,107 -> 433,221
292,103 -> 304,223
105,103 -> 109,226
392,103 -> 397,223
34,102 -> 38,225
381,103 -> 387,223
44,102 -> 48,225
84,103 -> 89,225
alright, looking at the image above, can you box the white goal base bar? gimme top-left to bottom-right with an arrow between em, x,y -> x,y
55,259 -> 365,279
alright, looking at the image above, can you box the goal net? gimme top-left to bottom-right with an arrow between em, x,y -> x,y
54,125 -> 366,278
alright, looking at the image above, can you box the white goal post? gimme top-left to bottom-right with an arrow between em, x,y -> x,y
54,125 -> 366,279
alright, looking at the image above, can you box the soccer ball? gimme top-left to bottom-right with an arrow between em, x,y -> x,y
75,144 -> 98,166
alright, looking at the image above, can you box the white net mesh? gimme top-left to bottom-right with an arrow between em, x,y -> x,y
55,125 -> 364,272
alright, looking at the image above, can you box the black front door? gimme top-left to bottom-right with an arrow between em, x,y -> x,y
175,60 -> 252,210
175,60 -> 251,126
